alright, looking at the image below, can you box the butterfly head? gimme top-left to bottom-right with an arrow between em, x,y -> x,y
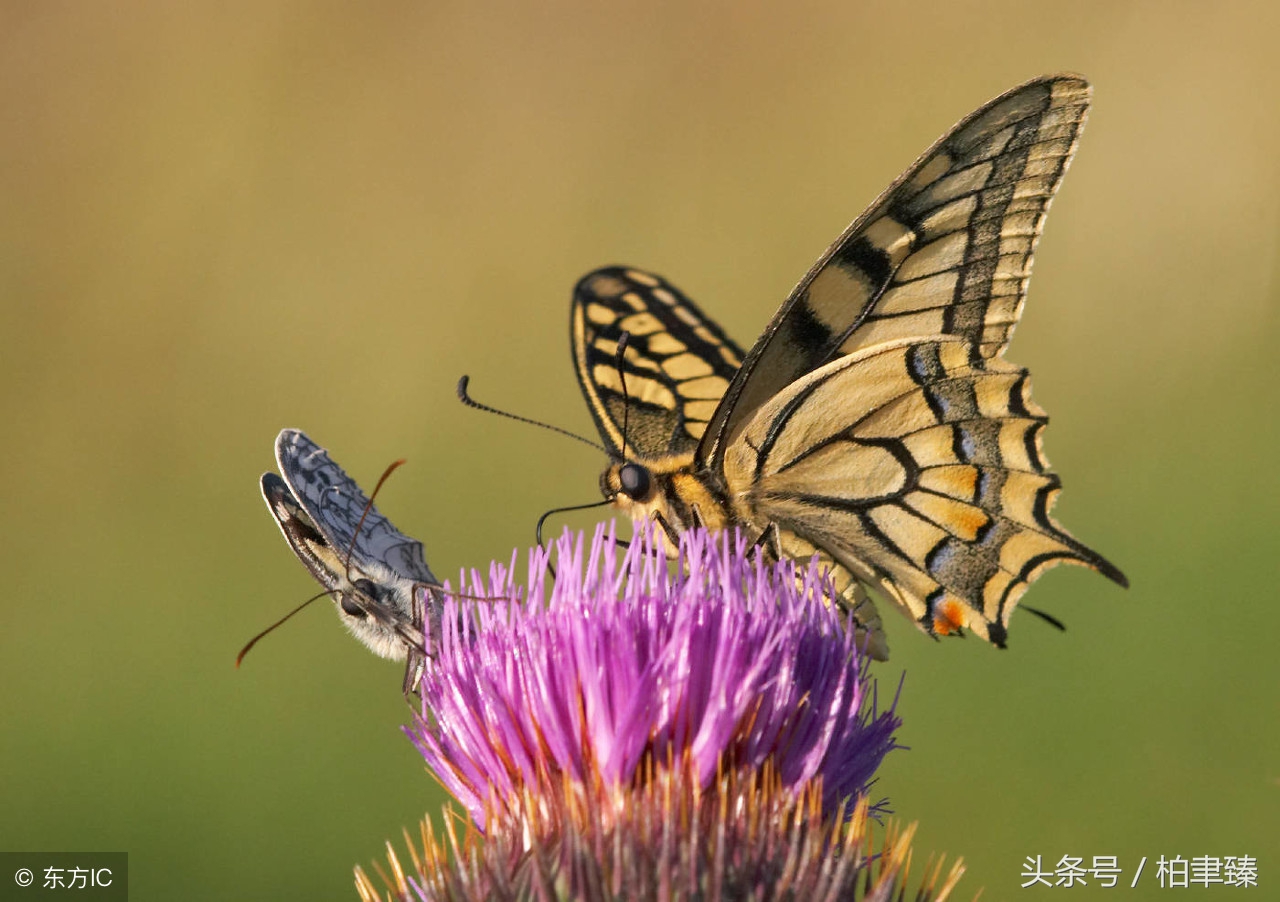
602,453 -> 676,522
600,462 -> 652,533
607,461 -> 653,503
600,451 -> 732,547
330,560 -> 431,663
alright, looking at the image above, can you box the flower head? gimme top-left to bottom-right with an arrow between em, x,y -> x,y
408,524 -> 900,829
355,525 -> 968,901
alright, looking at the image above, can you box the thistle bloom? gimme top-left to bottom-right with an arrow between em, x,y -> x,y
357,525 -> 965,901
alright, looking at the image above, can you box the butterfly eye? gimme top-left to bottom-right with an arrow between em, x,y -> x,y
343,578 -> 379,620
618,463 -> 651,500
340,595 -> 368,619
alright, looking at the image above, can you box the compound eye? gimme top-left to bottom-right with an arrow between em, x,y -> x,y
340,595 -> 368,619
617,463 -> 651,500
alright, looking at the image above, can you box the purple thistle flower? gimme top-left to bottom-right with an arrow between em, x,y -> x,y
355,525 -> 969,902
408,524 -> 899,827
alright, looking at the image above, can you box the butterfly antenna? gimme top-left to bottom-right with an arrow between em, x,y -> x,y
457,376 -> 605,453
235,590 -> 333,667
535,498 -> 614,578
342,458 -> 408,583
340,461 -> 492,605
1023,605 -> 1067,632
615,331 -> 632,459
535,499 -> 614,547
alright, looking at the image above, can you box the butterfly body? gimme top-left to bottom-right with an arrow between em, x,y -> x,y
261,429 -> 441,690
572,75 -> 1126,658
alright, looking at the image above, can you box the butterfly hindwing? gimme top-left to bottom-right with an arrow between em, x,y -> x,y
723,337 -> 1126,644
702,75 -> 1091,467
261,471 -> 352,598
572,267 -> 746,458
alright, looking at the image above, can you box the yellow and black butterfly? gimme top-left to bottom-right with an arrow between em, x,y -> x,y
570,74 -> 1126,659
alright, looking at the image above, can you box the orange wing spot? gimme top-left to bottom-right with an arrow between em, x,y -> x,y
931,599 -> 967,636
953,506 -> 990,541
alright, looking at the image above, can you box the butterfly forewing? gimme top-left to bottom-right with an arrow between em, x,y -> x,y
273,430 -> 437,588
572,267 -> 746,458
701,76 -> 1091,469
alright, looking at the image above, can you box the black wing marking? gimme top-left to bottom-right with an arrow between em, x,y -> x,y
273,429 -> 436,585
725,337 -> 1125,643
701,75 -> 1091,470
572,266 -> 745,460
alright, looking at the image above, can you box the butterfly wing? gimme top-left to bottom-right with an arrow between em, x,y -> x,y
571,267 -> 746,459
261,471 -> 355,599
701,75 -> 1092,469
272,429 -> 437,587
723,337 -> 1126,645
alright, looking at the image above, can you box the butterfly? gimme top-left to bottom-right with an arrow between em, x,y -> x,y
260,428 -> 442,692
570,74 -> 1127,660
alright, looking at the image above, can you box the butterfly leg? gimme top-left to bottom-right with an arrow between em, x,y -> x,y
650,510 -> 683,554
400,581 -> 436,699
750,522 -> 784,563
402,653 -> 423,699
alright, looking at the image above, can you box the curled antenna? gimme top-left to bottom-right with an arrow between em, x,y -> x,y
535,498 -> 614,549
536,497 -> 614,578
457,376 -> 605,453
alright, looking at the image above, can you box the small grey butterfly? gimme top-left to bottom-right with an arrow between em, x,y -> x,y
258,428 -> 441,693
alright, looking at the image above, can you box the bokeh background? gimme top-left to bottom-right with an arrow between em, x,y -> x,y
2,2 -> 1276,899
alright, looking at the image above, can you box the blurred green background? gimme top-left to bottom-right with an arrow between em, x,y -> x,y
1,2 -> 1276,899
